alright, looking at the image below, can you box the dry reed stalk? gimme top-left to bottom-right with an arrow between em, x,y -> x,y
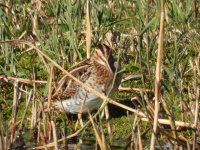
74,118 -> 79,131
47,121 -> 52,144
51,121 -> 58,150
0,113 -> 7,150
150,1 -> 164,149
105,105 -> 112,134
89,112 -> 104,150
0,75 -> 47,84
33,0 -> 42,35
31,12 -> 37,36
39,125 -> 49,150
118,86 -> 151,92
131,114 -> 138,150
179,79 -> 184,121
38,52 -> 51,74
58,43 -> 67,68
0,136 -> 3,150
42,111 -> 47,143
187,143 -> 191,150
0,136 -> 7,150
141,118 -> 194,128
161,98 -> 177,140
192,66 -> 199,150
101,126 -> 107,150
137,124 -> 143,150
10,66 -> 18,144
4,0 -> 9,14
31,70 -> 37,129
75,94 -> 87,130
19,89 -> 33,130
47,66 -> 53,110
86,0 -> 91,59
18,31 -> 27,40
37,121 -> 40,145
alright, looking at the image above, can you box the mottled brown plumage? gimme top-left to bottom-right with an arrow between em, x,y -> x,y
52,44 -> 121,113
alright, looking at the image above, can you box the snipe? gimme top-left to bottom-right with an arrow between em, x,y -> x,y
51,44 -> 121,114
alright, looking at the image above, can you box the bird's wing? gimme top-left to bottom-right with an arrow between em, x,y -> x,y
52,59 -> 91,99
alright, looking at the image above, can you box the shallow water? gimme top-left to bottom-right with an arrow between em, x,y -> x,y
10,132 -> 129,150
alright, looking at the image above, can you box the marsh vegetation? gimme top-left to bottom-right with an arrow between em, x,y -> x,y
0,0 -> 200,149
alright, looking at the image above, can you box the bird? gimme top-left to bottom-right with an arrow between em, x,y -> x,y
51,44 -> 121,114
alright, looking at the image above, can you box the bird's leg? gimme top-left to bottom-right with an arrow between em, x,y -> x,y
105,105 -> 112,134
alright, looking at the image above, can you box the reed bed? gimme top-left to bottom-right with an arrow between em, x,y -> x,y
0,0 -> 200,149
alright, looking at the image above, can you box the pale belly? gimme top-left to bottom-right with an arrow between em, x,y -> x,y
53,94 -> 103,114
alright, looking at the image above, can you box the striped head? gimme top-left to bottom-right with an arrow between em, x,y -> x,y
91,44 -> 116,73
